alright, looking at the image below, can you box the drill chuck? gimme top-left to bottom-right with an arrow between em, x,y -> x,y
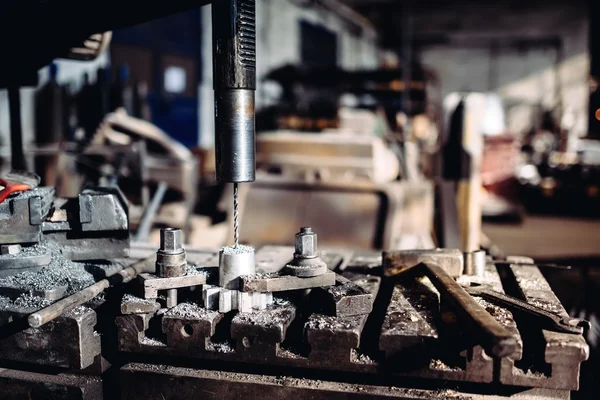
212,0 -> 256,183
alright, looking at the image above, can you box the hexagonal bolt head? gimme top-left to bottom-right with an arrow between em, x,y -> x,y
160,228 -> 183,253
1,244 -> 22,255
295,227 -> 317,258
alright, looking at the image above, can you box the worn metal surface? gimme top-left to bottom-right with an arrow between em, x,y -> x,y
0,187 -> 54,244
240,270 -> 336,292
464,283 -> 587,334
0,367 -> 103,400
0,305 -> 101,369
421,263 -> 518,358
121,294 -> 161,315
139,270 -> 209,299
116,248 -> 586,391
311,273 -> 376,317
120,363 -> 570,400
497,264 -> 589,390
383,249 -> 463,278
0,185 -> 129,265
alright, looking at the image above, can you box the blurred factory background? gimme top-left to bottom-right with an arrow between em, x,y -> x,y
0,1 -> 599,397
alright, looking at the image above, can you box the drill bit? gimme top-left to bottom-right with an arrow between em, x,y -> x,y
233,183 -> 239,248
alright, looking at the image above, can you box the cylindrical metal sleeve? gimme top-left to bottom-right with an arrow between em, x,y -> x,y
219,247 -> 255,290
212,0 -> 256,90
214,89 -> 255,182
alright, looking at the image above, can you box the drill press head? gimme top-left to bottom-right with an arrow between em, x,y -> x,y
212,0 -> 256,183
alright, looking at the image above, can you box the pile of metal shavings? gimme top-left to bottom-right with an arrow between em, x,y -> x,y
0,243 -> 95,295
350,349 -> 376,365
271,297 -> 292,307
165,302 -> 220,320
122,293 -> 157,306
0,241 -> 50,260
241,272 -> 279,283
473,297 -> 514,327
13,292 -> 52,309
140,336 -> 167,347
429,359 -> 462,372
207,340 -> 234,353
12,187 -> 52,200
234,304 -> 293,328
221,244 -> 254,255
0,242 -> 102,311
307,314 -> 360,331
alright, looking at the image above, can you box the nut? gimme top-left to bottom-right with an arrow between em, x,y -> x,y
295,227 -> 317,258
160,228 -> 183,254
1,244 -> 22,255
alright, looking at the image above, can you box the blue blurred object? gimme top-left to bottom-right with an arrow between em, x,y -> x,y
147,94 -> 198,148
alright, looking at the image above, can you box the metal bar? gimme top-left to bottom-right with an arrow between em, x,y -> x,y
8,87 -> 26,171
135,181 -> 168,242
420,263 -> 517,358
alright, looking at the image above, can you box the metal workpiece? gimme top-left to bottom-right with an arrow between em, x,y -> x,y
219,245 -> 255,289
464,250 -> 486,276
284,227 -> 328,277
379,284 -> 439,357
231,300 -> 296,346
140,270 -> 209,299
240,270 -> 336,293
155,228 -> 187,278
383,248 -> 464,278
311,274 -> 376,317
162,303 -> 223,350
203,284 -> 272,313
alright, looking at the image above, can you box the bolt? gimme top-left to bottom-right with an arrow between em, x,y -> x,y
1,244 -> 22,255
160,228 -> 183,254
295,227 -> 317,258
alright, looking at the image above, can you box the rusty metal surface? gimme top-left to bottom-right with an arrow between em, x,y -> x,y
0,368 -> 103,400
383,249 -> 464,278
120,363 -> 570,400
310,273 -> 377,317
0,306 -> 101,369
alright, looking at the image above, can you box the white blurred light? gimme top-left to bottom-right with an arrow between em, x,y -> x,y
164,66 -> 187,94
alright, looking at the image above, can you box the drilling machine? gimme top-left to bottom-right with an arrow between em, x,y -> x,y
0,1 -> 591,399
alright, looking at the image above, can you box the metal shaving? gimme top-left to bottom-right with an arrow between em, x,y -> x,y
350,349 -> 376,364
0,244 -> 95,294
14,293 -> 51,309
165,302 -> 220,320
122,294 -> 157,306
0,242 -> 50,260
429,359 -> 461,371
141,337 -> 167,347
207,341 -> 234,353
307,314 -> 360,330
221,245 -> 254,255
